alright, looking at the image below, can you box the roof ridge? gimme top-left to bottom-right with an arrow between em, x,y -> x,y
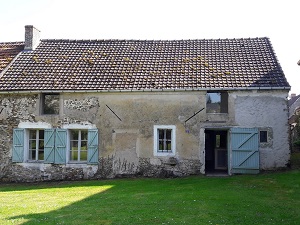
40,37 -> 269,43
0,41 -> 25,45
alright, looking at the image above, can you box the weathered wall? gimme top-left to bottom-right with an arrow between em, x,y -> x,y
233,90 -> 290,169
0,91 -> 205,182
0,94 -> 37,181
0,89 -> 290,182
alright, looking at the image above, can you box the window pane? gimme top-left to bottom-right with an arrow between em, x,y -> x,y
80,150 -> 87,161
29,130 -> 36,139
166,129 -> 172,139
166,141 -> 172,150
29,150 -> 36,160
158,140 -> 164,151
70,130 -> 79,140
70,150 -> 78,161
38,150 -> 44,160
29,140 -> 36,150
158,129 -> 164,139
39,140 -> 44,149
81,141 -> 87,150
71,140 -> 78,150
81,131 -> 88,141
260,131 -> 268,143
39,130 -> 44,139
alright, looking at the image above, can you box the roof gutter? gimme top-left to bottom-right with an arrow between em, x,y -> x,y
0,86 -> 291,94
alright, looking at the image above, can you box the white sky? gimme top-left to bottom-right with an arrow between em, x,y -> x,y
0,0 -> 299,95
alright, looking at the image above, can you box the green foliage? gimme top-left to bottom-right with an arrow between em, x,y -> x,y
0,171 -> 300,224
294,139 -> 300,147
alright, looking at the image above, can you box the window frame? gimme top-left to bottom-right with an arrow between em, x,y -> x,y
206,91 -> 228,113
28,129 -> 45,161
68,129 -> 88,163
153,125 -> 176,156
13,123 -> 99,165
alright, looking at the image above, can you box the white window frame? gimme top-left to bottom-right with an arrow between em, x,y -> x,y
68,129 -> 88,163
27,129 -> 45,161
62,124 -> 96,164
153,125 -> 176,156
18,122 -> 52,162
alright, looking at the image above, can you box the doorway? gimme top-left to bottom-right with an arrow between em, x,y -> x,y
205,129 -> 228,173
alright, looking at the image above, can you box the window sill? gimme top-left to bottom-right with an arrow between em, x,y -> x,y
26,160 -> 44,163
154,152 -> 175,157
68,161 -> 87,164
206,113 -> 229,122
207,113 -> 228,115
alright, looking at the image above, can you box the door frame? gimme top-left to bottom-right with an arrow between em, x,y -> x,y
204,128 -> 230,175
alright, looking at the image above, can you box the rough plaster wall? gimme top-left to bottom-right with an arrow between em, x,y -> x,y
93,92 -> 205,178
112,130 -> 139,175
0,91 -> 205,182
0,90 -> 291,181
234,90 -> 290,169
0,94 -> 37,181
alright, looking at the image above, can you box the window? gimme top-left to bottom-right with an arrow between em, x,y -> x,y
12,128 -> 99,164
41,93 -> 60,115
260,130 -> 268,143
158,129 -> 172,152
154,125 -> 176,156
206,92 -> 228,113
69,130 -> 88,162
28,130 -> 44,161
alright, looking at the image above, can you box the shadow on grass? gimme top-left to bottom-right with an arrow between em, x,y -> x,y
6,180 -> 119,224
5,178 -> 180,224
0,179 -> 108,192
4,172 -> 300,225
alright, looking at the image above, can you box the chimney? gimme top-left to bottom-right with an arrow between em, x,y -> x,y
24,25 -> 40,50
291,93 -> 296,99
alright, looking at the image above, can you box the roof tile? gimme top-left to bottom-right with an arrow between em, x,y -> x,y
0,38 -> 290,91
0,42 -> 24,74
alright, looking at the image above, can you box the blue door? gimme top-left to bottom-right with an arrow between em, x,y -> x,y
230,128 -> 259,174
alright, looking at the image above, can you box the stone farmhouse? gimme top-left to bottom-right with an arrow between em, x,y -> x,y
0,25 -> 291,182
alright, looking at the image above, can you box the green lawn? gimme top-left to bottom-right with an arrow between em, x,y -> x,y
0,170 -> 300,225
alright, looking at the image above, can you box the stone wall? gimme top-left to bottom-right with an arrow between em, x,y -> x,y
0,91 -> 204,182
0,89 -> 290,182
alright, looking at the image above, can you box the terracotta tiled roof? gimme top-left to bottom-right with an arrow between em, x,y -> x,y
0,42 -> 24,74
0,38 -> 290,91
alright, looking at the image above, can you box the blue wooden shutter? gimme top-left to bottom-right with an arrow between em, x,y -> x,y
87,129 -> 99,164
12,128 -> 24,162
230,127 -> 259,174
44,129 -> 55,163
55,129 -> 67,164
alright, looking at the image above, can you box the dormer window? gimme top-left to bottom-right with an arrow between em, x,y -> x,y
41,93 -> 60,115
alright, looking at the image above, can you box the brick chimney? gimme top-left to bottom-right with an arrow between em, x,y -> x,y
24,25 -> 40,50
291,93 -> 297,99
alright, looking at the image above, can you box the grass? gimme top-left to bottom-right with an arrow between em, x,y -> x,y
0,171 -> 300,225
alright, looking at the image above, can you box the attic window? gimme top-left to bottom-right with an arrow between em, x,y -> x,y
41,93 -> 60,115
206,92 -> 228,113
